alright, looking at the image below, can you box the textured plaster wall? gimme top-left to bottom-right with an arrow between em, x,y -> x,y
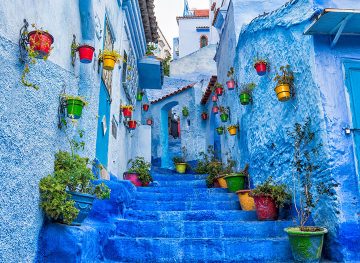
214,0 -> 360,260
0,1 -> 149,262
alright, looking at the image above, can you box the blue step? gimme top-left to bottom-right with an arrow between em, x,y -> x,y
137,186 -> 228,194
135,192 -> 239,202
115,219 -> 293,238
133,200 -> 241,211
151,173 -> 208,181
103,237 -> 293,262
153,179 -> 208,188
124,210 -> 258,221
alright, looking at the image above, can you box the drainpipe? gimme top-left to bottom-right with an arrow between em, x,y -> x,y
79,0 -> 95,41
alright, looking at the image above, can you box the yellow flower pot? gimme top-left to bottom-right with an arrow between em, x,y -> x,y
175,163 -> 187,174
228,127 -> 237,136
274,84 -> 291,102
236,190 -> 255,211
103,55 -> 116,71
217,175 -> 228,188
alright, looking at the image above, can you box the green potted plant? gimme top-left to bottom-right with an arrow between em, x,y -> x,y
274,65 -> 294,102
99,49 -> 124,71
145,43 -> 157,56
226,67 -> 236,90
224,162 -> 247,193
182,106 -> 189,117
173,146 -> 188,174
240,83 -> 256,105
136,91 -> 145,101
63,95 -> 88,119
124,157 -> 152,186
219,106 -> 229,122
250,177 -> 291,221
216,126 -> 224,135
284,118 -> 337,262
216,155 -> 235,189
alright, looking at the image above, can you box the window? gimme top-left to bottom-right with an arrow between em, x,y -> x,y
200,35 -> 208,48
102,19 -> 114,96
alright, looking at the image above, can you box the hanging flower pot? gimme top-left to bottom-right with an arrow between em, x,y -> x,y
128,120 -> 137,130
224,173 -> 246,193
216,127 -> 224,135
215,86 -> 223,96
100,50 -> 123,71
212,94 -> 218,102
236,190 -> 255,211
212,105 -> 219,114
28,30 -> 54,58
122,106 -> 133,118
66,96 -> 87,119
274,65 -> 294,102
253,195 -> 279,220
240,92 -> 251,105
274,84 -> 291,102
143,104 -> 149,112
77,44 -> 95,63
254,61 -> 267,76
146,119 -> 153,125
226,79 -> 236,90
201,112 -> 208,120
220,113 -> 228,122
136,92 -> 144,101
227,125 -> 238,136
182,107 -> 189,117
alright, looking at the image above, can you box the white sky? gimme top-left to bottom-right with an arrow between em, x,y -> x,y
154,0 -> 209,51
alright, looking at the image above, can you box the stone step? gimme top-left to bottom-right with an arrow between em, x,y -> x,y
135,191 -> 238,202
103,237 -> 293,262
137,186 -> 228,194
151,173 -> 208,181
153,179 -> 208,188
124,210 -> 258,221
115,219 -> 293,238
133,200 -> 241,211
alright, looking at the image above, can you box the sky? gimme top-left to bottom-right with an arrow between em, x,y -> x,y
154,0 -> 209,50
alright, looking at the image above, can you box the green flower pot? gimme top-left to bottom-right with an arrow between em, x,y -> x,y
284,227 -> 328,263
240,92 -> 251,105
182,110 -> 189,117
216,127 -> 224,135
220,113 -> 229,122
136,93 -> 144,101
224,173 -> 246,193
66,99 -> 85,119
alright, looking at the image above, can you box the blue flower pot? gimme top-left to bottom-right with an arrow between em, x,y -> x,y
67,191 -> 95,225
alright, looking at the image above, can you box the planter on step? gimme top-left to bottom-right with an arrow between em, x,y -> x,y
236,190 -> 255,211
224,173 -> 246,193
226,79 -> 235,90
216,175 -> 227,188
28,30 -> 54,58
175,163 -> 187,174
254,61 -> 267,76
216,127 -> 224,135
284,227 -> 328,262
201,112 -> 208,120
143,104 -> 149,112
240,92 -> 251,105
66,97 -> 86,119
124,172 -> 149,187
77,44 -> 95,63
220,113 -> 228,122
253,195 -> 279,220
274,84 -> 291,102
128,120 -> 137,130
67,191 -> 95,225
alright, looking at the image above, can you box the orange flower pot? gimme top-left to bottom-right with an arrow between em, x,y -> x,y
236,190 -> 255,211
103,55 -> 116,70
274,84 -> 291,102
228,126 -> 237,136
217,176 -> 228,188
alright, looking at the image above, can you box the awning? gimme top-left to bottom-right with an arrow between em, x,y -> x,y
304,8 -> 360,47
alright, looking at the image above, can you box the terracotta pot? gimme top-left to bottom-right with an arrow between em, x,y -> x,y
253,195 -> 279,220
236,190 -> 255,211
226,79 -> 235,90
217,176 -> 227,188
77,44 -> 95,63
28,30 -> 54,58
254,61 -> 267,76
143,104 -> 149,111
128,120 -> 137,130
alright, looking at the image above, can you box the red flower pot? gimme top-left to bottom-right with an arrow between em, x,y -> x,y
201,113 -> 208,120
28,30 -> 54,58
215,87 -> 223,96
212,106 -> 219,114
254,62 -> 267,76
143,104 -> 149,112
122,108 -> 132,118
212,95 -> 218,102
77,44 -> 95,63
123,172 -> 148,187
226,79 -> 235,90
146,119 -> 153,125
128,120 -> 137,130
253,195 -> 279,220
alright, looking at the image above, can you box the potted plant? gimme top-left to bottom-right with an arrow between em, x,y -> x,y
284,118 -> 336,262
63,95 -> 88,119
212,105 -> 219,114
173,147 -> 188,174
274,65 -> 294,102
240,83 -> 256,105
182,106 -> 189,117
219,106 -> 229,122
214,83 -> 224,96
99,49 -> 123,71
223,162 -> 247,193
206,161 -> 223,188
227,125 -> 238,136
216,155 -> 235,189
254,58 -> 268,76
124,157 -> 152,187
250,177 -> 291,221
127,120 -> 137,130
121,105 -> 133,118
77,44 -> 95,63
201,112 -> 208,120
145,43 -> 157,57
235,164 -> 255,211
146,118 -> 153,126
136,91 -> 145,101
143,104 -> 150,112
216,126 -> 224,135
28,25 -> 54,59
226,67 -> 236,90
212,94 -> 218,102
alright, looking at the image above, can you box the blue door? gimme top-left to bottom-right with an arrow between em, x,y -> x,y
95,80 -> 111,168
345,60 -> 360,173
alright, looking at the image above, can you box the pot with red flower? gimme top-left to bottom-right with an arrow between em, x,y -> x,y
214,83 -> 224,96
77,44 -> 95,63
128,120 -> 137,130
201,112 -> 208,120
121,105 -> 133,118
226,67 -> 236,90
240,82 -> 256,105
219,106 -> 229,122
212,105 -> 219,114
254,59 -> 268,76
143,104 -> 149,112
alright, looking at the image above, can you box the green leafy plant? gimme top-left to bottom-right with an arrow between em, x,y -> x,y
216,126 -> 224,134
146,43 -> 157,56
173,146 -> 188,165
206,161 -> 223,188
227,124 -> 239,130
213,82 -> 223,90
195,146 -> 220,174
163,55 -> 171,76
250,177 -> 291,208
182,106 -> 189,117
241,82 -> 256,95
227,67 -> 235,79
128,157 -> 153,185
274,65 -> 294,86
288,118 -> 337,231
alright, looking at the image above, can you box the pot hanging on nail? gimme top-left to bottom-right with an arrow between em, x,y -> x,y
77,44 -> 95,63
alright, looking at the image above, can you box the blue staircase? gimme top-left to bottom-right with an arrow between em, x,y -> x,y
103,170 -> 294,262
